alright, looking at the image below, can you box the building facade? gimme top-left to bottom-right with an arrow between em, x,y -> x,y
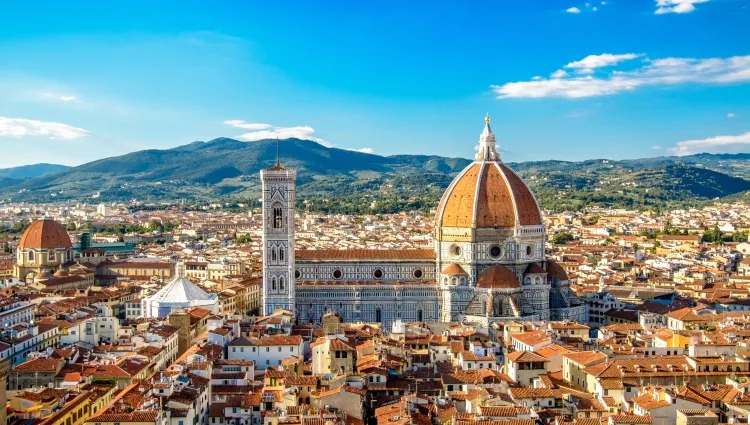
261,116 -> 587,328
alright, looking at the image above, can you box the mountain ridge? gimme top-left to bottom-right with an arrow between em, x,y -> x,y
2,137 -> 750,212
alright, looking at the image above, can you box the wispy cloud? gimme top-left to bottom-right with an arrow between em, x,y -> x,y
655,0 -> 709,15
224,121 -> 332,147
565,53 -> 642,73
0,117 -> 89,139
40,92 -> 79,103
652,146 -> 662,150
668,131 -> 750,155
347,147 -> 374,154
223,120 -> 272,130
492,54 -> 750,99
727,112 -> 736,118
565,6 -> 581,13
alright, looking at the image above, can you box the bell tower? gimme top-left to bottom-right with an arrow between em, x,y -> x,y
260,147 -> 296,316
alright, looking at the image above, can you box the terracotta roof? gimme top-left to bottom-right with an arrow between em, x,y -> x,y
477,265 -> 520,289
14,358 -> 64,372
19,219 -> 72,250
546,260 -> 569,281
506,350 -> 548,363
442,263 -> 468,275
295,249 -> 434,260
437,156 -> 544,230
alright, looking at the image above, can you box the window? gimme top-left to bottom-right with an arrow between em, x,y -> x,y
526,245 -> 532,256
279,277 -> 285,290
451,245 -> 462,257
295,269 -> 302,279
28,251 -> 35,262
273,204 -> 283,229
179,421 -> 184,425
489,245 -> 501,258
373,269 -> 383,279
332,269 -> 343,280
272,277 -> 277,291
271,248 -> 277,262
413,269 -> 423,279
279,248 -> 284,261
278,347 -> 282,352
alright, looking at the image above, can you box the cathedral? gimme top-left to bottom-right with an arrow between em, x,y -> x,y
261,116 -> 587,328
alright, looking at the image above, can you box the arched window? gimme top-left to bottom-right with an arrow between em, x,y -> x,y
28,251 -> 35,262
49,251 -> 56,262
535,277 -> 541,284
279,277 -> 285,290
451,277 -> 457,285
272,277 -> 277,291
279,247 -> 285,261
524,276 -> 532,285
417,310 -> 423,322
273,204 -> 283,229
375,308 -> 382,323
271,247 -> 277,262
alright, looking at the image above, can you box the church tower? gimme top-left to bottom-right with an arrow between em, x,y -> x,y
261,149 -> 296,316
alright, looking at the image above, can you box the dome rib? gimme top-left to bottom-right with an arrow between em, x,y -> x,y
19,219 -> 72,250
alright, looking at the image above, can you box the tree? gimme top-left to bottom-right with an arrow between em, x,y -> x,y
552,232 -> 574,244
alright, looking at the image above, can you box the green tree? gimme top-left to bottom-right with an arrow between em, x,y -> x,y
552,232 -> 574,244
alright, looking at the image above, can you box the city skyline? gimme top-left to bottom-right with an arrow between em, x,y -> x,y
0,1 -> 749,168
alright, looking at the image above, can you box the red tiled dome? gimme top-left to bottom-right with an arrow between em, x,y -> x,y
476,265 -> 520,289
19,219 -> 72,250
546,260 -> 569,281
441,263 -> 467,275
436,162 -> 541,229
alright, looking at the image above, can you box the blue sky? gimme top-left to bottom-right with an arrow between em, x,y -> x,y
0,0 -> 748,167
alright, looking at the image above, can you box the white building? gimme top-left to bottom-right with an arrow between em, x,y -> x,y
141,263 -> 218,317
227,335 -> 303,369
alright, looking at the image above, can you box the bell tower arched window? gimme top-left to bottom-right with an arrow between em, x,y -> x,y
279,247 -> 285,261
279,277 -> 285,290
272,277 -> 277,291
272,204 -> 283,229
271,247 -> 277,262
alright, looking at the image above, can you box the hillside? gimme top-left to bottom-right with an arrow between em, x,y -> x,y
0,163 -> 69,180
2,137 -> 750,213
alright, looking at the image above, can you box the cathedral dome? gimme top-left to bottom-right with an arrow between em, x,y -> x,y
546,260 -> 569,281
476,265 -> 520,289
19,218 -> 72,250
435,116 -> 541,231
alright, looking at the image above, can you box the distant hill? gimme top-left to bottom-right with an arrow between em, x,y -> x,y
0,163 -> 69,180
3,137 -> 750,213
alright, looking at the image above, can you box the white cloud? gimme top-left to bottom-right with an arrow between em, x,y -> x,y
224,121 -> 333,148
727,112 -> 736,118
40,92 -> 79,103
0,117 -> 89,139
223,120 -> 272,130
668,131 -> 750,155
655,0 -> 709,14
652,146 -> 662,150
601,1 -> 607,4
593,6 -> 598,11
347,147 -> 374,154
566,7 -> 581,13
585,2 -> 591,7
551,70 -> 569,79
492,54 -> 750,99
565,53 -> 641,73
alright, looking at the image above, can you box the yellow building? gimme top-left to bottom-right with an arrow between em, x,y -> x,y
36,391 -> 92,425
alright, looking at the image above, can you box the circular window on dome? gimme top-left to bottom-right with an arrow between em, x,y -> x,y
451,245 -> 462,257
332,269 -> 343,280
489,245 -> 502,259
373,269 -> 384,279
413,269 -> 423,279
526,245 -> 533,256
295,269 -> 302,279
